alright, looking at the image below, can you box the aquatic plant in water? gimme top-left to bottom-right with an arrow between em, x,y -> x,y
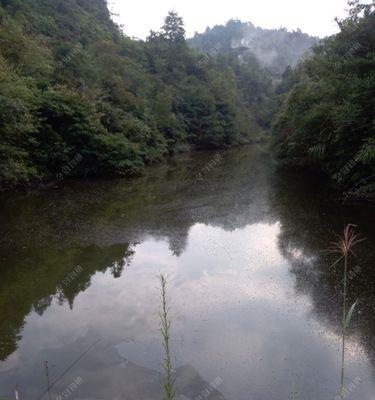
328,224 -> 365,399
159,274 -> 176,400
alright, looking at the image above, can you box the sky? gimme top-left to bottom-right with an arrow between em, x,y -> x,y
110,0 -> 351,39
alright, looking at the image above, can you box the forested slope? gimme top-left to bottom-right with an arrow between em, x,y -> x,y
1,0 -> 373,199
0,0 -> 271,187
189,19 -> 318,77
272,1 -> 375,200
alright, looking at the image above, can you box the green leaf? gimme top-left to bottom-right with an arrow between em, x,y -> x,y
345,301 -> 358,329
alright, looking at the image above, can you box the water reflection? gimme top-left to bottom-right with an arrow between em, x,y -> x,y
0,244 -> 135,362
0,145 -> 374,399
269,169 -> 375,369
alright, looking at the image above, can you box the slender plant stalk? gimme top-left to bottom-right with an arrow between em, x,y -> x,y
14,385 -> 19,400
339,253 -> 348,399
159,274 -> 176,400
328,224 -> 364,399
291,382 -> 297,400
44,361 -> 51,400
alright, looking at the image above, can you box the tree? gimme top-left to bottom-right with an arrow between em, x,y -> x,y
162,11 -> 185,43
272,1 -> 375,197
0,0 -> 266,187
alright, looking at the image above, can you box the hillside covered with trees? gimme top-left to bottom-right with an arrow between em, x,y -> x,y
0,0 -> 373,200
189,19 -> 318,77
0,0 -> 272,187
272,1 -> 375,199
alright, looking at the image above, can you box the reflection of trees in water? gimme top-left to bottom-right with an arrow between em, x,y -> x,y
0,144 -> 373,382
269,169 -> 375,365
0,146 -> 272,365
0,243 -> 135,361
0,146 -> 275,257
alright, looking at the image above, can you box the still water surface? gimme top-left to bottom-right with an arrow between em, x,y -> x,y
0,145 -> 374,399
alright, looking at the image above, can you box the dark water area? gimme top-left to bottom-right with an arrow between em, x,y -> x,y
0,145 -> 374,400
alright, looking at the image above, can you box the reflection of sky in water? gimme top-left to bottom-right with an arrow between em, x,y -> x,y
0,222 -> 374,400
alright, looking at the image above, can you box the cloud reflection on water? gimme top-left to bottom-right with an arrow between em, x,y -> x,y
1,221 -> 374,399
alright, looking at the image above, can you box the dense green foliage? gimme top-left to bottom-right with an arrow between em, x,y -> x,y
189,19 -> 318,77
1,0 -> 372,199
0,0 -> 270,187
272,1 -> 375,199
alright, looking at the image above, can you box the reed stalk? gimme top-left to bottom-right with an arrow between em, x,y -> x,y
328,224 -> 364,399
159,274 -> 176,400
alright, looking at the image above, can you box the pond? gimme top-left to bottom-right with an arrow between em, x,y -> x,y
0,145 -> 374,400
